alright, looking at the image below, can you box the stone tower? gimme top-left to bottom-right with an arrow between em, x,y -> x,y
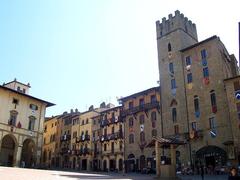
156,10 -> 198,163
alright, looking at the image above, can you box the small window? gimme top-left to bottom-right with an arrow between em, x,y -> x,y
129,101 -> 133,109
9,111 -> 18,126
209,117 -> 216,129
201,49 -> 207,59
93,119 -> 96,125
168,43 -> 172,52
186,56 -> 191,66
139,98 -> 144,107
23,88 -> 26,93
172,108 -> 177,122
169,63 -> 174,74
129,118 -> 134,127
203,67 -> 209,78
151,111 -> 157,121
151,95 -> 157,103
86,118 -> 89,124
129,134 -> 134,144
191,122 -> 197,130
28,116 -> 36,131
139,114 -> 145,124
140,132 -> 145,142
194,96 -> 200,112
174,125 -> 179,134
12,98 -> 19,105
82,120 -> 84,125
17,86 -> 21,91
104,144 -> 107,151
171,79 -> 176,89
187,73 -> 193,84
210,90 -> 217,107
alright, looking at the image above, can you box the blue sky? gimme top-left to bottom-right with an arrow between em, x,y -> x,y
0,0 -> 239,116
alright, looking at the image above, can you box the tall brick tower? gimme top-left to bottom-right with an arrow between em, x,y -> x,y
156,10 -> 198,164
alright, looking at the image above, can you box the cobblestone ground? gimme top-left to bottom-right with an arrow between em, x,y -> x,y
0,166 -> 228,180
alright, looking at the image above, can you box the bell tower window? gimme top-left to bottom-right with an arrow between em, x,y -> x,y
168,43 -> 172,52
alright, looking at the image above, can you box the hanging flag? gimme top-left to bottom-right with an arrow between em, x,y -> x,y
235,91 -> 240,100
210,130 -> 216,138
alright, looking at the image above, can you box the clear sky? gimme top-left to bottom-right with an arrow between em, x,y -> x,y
0,0 -> 239,116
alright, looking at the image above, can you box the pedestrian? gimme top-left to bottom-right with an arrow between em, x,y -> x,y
228,167 -> 240,180
200,163 -> 204,180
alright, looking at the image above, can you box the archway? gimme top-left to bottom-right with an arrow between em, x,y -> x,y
0,135 -> 16,166
103,160 -> 107,171
127,154 -> 135,172
196,145 -> 227,167
21,139 -> 36,168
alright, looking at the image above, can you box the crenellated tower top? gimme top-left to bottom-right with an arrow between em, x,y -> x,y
156,10 -> 198,42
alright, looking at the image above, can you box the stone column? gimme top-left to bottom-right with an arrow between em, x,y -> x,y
170,144 -> 176,177
155,140 -> 161,177
15,145 -> 23,167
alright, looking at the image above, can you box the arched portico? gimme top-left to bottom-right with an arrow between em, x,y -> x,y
0,134 -> 17,166
21,139 -> 36,167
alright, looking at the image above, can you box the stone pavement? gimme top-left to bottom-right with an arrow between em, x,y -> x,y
0,166 -> 228,180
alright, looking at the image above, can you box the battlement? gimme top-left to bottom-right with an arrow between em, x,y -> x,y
156,10 -> 198,41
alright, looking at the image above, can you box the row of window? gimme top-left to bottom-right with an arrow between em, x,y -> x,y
129,129 -> 157,144
171,90 -> 217,122
8,111 -> 36,131
169,49 -> 209,88
102,141 -> 123,152
12,98 -> 38,110
128,95 -> 157,109
128,111 -> 157,127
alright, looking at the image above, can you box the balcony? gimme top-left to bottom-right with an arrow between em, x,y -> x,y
100,131 -> 124,142
79,148 -> 91,156
60,147 -> 71,155
100,117 -> 122,127
76,135 -> 90,143
121,101 -> 160,117
92,136 -> 100,142
60,134 -> 71,142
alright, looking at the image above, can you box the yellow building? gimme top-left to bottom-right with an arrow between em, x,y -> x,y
42,116 -> 58,168
119,87 -> 161,173
98,106 -> 124,172
0,79 -> 54,167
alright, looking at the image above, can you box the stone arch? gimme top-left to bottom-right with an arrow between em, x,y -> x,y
21,138 -> 36,168
0,134 -> 17,166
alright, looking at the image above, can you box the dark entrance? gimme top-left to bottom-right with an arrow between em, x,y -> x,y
0,135 -> 16,166
21,139 -> 35,168
73,157 -> 76,169
140,155 -> 146,172
127,154 -> 135,172
119,159 -> 123,171
109,159 -> 116,171
103,160 -> 107,171
196,146 -> 227,168
82,159 -> 87,170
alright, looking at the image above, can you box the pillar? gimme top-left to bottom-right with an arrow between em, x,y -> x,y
155,140 -> 161,177
15,145 -> 22,167
170,144 -> 176,177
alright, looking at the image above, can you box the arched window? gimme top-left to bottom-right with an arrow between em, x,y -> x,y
151,111 -> 157,121
168,43 -> 172,52
129,117 -> 134,127
139,114 -> 145,124
140,132 -> 145,142
129,134 -> 134,144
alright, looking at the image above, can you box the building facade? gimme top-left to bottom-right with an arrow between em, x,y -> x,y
42,116 -> 58,168
119,87 -> 161,173
0,79 -> 54,167
156,10 -> 239,169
